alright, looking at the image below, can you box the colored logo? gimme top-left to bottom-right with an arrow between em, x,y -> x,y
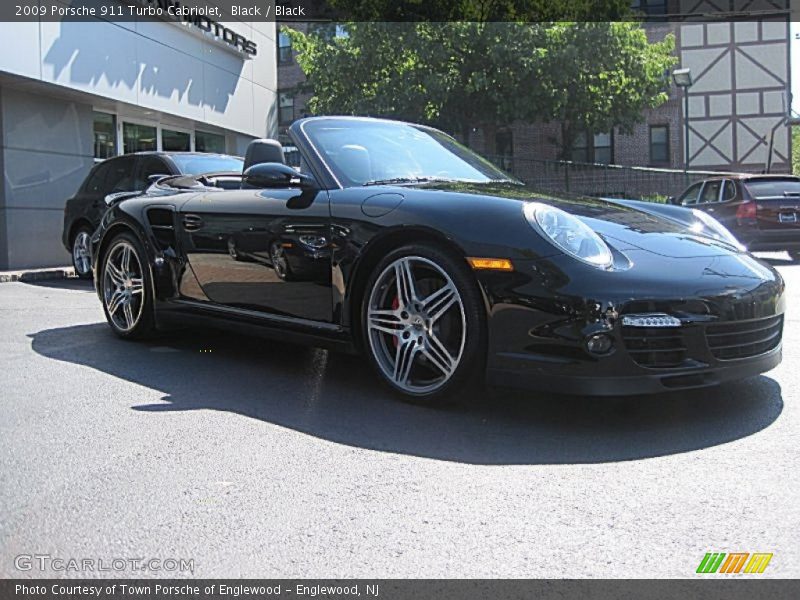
696,552 -> 773,574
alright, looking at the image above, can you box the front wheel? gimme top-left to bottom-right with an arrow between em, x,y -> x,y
100,232 -> 156,339
362,244 -> 486,404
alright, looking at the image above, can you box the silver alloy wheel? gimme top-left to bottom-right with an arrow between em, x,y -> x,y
102,241 -> 145,332
366,256 -> 466,394
72,231 -> 92,276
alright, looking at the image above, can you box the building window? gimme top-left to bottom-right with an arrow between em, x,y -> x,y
310,23 -> 348,41
495,129 -> 514,171
123,123 -> 157,154
649,125 -> 670,164
571,131 -> 590,162
162,129 -> 191,152
93,112 -> 116,159
571,131 -> 613,164
278,32 -> 292,64
279,93 -> 294,125
593,132 -> 613,164
196,131 -> 226,153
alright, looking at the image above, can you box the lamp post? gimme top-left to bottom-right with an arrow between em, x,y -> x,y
672,68 -> 693,178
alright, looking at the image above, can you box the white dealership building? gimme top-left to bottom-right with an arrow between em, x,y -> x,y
0,4 -> 277,269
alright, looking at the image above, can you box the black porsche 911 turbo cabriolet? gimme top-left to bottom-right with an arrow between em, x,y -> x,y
90,116 -> 784,403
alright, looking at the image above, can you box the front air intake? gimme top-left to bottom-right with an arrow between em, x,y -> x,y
705,315 -> 783,360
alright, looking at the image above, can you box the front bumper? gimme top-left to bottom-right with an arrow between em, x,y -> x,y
478,252 -> 785,396
487,343 -> 781,395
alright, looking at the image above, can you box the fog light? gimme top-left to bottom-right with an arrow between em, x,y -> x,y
586,333 -> 613,355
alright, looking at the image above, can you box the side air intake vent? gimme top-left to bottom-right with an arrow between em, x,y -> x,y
146,208 -> 177,252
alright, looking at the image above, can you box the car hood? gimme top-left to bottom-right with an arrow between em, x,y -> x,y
413,181 -> 743,258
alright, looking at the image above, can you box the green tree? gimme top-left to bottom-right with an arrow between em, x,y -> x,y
541,22 -> 677,159
284,21 -> 676,157
793,127 -> 800,176
324,0 -> 633,21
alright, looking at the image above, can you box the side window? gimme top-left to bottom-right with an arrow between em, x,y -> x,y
699,180 -> 722,204
678,182 -> 703,205
84,163 -> 112,195
135,156 -> 171,190
106,157 -> 137,193
721,179 -> 737,202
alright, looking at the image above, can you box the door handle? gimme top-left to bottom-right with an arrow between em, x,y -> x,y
183,214 -> 204,231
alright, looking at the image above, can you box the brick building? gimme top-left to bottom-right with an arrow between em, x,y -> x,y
277,2 -> 794,179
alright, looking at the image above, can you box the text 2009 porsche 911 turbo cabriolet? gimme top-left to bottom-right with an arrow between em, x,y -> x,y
91,116 -> 784,404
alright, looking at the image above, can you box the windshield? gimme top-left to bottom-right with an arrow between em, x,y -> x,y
301,118 -> 518,187
745,178 -> 800,199
169,154 -> 244,175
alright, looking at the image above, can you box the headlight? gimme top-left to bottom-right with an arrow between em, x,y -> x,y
690,209 -> 745,251
524,202 -> 613,268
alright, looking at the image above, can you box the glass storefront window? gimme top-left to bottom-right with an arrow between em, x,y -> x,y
195,131 -> 226,153
123,123 -> 157,153
162,129 -> 191,152
279,93 -> 294,125
93,112 -> 117,159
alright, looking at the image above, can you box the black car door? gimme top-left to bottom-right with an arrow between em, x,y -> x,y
76,161 -> 114,227
76,155 -> 136,226
178,186 -> 333,323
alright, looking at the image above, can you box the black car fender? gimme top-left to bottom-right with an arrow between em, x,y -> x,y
92,204 -> 169,304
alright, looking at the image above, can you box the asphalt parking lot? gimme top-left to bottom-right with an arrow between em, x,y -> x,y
1,255 -> 798,578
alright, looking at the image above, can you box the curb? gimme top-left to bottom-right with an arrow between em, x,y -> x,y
0,267 -> 77,283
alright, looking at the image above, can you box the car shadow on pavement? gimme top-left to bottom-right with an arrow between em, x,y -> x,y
29,323 -> 784,465
22,278 -> 95,291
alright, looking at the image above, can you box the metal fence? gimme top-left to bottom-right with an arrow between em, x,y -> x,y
484,156 -> 744,202
286,145 -> 752,202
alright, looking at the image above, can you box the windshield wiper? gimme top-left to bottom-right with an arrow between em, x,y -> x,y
363,176 -> 521,187
363,176 -> 447,186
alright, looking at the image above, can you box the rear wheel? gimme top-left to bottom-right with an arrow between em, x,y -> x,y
100,232 -> 156,339
361,243 -> 486,404
71,225 -> 93,279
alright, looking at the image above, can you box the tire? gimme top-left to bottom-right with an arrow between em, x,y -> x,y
70,225 -> 94,279
789,250 -> 800,262
99,231 -> 156,339
361,243 -> 486,405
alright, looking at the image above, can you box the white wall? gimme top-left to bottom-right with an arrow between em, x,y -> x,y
0,14 -> 277,138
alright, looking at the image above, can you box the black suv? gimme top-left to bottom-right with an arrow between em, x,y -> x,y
63,152 -> 243,277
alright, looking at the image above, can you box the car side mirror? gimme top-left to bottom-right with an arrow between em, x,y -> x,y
666,196 -> 677,205
105,191 -> 141,206
243,162 -> 317,189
